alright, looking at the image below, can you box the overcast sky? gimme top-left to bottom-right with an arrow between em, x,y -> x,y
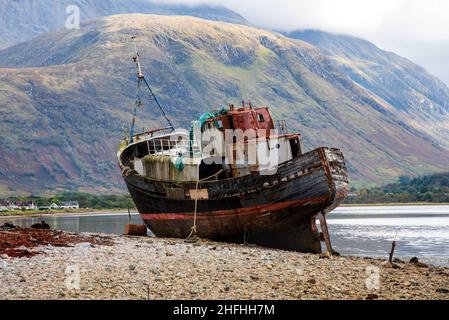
159,0 -> 449,85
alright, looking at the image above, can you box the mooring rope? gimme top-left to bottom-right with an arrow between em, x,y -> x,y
185,179 -> 200,241
185,166 -> 225,242
186,164 -> 201,242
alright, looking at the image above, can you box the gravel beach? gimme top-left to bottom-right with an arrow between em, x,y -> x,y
1,228 -> 449,300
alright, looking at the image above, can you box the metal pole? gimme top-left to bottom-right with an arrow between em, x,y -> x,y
131,36 -> 174,131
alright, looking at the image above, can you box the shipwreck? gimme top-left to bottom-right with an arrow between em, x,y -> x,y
117,40 -> 349,254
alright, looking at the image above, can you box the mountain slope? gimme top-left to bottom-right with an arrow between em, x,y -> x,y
286,30 -> 449,150
1,14 -> 449,195
0,0 -> 247,49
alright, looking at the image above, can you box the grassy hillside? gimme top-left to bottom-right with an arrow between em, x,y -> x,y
1,15 -> 449,195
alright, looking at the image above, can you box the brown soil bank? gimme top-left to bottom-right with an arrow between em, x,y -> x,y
0,230 -> 448,300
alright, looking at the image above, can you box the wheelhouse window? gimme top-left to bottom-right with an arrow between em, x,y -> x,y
257,113 -> 265,122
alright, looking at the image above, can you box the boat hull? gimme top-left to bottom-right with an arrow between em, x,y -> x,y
123,147 -> 349,253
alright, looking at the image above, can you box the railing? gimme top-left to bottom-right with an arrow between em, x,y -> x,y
143,137 -> 202,158
132,126 -> 174,142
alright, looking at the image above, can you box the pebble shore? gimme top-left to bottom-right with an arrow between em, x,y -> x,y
1,233 -> 449,300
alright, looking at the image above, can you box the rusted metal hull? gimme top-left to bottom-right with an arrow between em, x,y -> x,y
124,147 -> 349,253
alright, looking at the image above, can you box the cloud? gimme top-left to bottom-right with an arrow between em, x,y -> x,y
154,0 -> 449,85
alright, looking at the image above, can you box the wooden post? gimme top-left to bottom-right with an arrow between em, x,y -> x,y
389,241 -> 396,263
317,212 -> 333,256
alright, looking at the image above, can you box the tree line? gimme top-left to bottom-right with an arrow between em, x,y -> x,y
346,172 -> 449,204
4,192 -> 135,210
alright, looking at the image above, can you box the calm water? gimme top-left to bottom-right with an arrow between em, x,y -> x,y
0,212 -> 142,236
328,205 -> 449,266
2,205 -> 449,266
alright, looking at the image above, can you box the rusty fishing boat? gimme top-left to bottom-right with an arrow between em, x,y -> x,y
117,43 -> 349,253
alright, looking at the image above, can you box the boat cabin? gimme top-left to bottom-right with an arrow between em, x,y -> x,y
119,103 -> 304,182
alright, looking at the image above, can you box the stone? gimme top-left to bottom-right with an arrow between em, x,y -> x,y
408,257 -> 429,268
0,222 -> 16,229
1,229 -> 448,300
436,288 -> 449,294
409,257 -> 419,264
76,242 -> 93,249
30,221 -> 50,230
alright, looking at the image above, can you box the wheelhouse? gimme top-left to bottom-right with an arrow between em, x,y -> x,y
118,103 -> 304,183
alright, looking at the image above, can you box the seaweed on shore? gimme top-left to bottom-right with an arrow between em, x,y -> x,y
0,224 -> 112,258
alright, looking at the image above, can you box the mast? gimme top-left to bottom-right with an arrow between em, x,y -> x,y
129,36 -> 174,142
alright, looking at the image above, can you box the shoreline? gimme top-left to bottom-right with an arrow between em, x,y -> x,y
341,202 -> 449,207
0,209 -> 139,219
1,228 -> 448,300
2,202 -> 449,220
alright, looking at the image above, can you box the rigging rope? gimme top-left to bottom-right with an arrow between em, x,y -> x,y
130,37 -> 174,137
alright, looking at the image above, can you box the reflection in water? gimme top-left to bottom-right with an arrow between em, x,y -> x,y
1,206 -> 449,266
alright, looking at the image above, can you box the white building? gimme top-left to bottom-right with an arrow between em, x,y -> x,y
0,201 -> 37,211
0,203 -> 8,211
21,201 -> 38,210
49,203 -> 59,210
59,201 -> 80,209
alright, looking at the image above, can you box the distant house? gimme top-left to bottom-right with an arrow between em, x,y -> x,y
0,200 -> 8,211
0,200 -> 37,211
6,201 -> 19,211
49,203 -> 59,210
59,201 -> 80,209
18,201 -> 38,210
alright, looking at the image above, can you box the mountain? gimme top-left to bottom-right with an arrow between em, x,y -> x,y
1,14 -> 449,196
0,0 -> 247,49
286,30 -> 449,151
